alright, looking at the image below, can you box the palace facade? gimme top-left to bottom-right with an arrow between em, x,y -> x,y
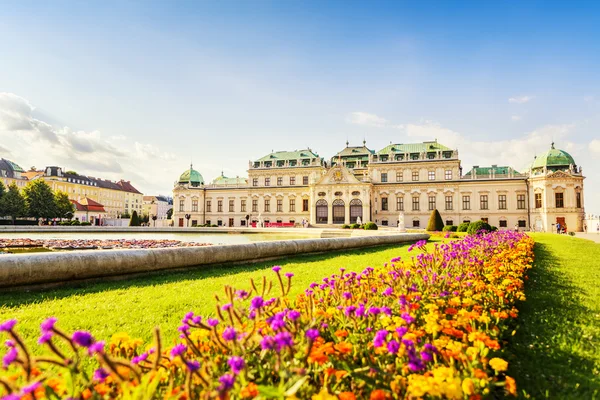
172,141 -> 585,232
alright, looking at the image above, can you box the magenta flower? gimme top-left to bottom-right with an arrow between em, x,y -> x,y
387,340 -> 400,354
222,326 -> 237,341
382,287 -> 394,296
186,360 -> 200,372
207,318 -> 219,327
170,343 -> 187,358
285,272 -> 294,278
260,335 -> 275,350
305,329 -> 319,341
132,352 -> 149,364
227,356 -> 245,374
22,381 -> 41,394
287,310 -> 301,321
72,331 -> 94,347
250,296 -> 264,310
2,346 -> 18,368
40,317 -> 57,333
373,330 -> 388,348
272,266 -> 282,273
219,373 -> 236,391
38,332 -> 53,344
88,340 -> 105,355
0,319 -> 16,332
94,368 -> 110,382
274,331 -> 294,352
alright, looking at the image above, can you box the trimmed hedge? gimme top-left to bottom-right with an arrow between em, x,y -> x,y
457,222 -> 470,232
467,220 -> 493,235
363,222 -> 378,230
426,209 -> 445,232
442,225 -> 458,232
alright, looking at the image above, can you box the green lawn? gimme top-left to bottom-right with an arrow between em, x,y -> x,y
507,233 -> 600,399
0,240 -> 434,350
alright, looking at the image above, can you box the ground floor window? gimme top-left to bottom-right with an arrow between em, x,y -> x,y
240,220 -> 246,226
350,199 -> 363,223
445,220 -> 453,226
191,220 -> 197,226
316,199 -> 328,224
412,220 -> 420,227
518,220 -> 527,228
217,220 -> 222,226
381,220 -> 388,226
463,219 -> 470,224
499,220 -> 507,228
332,199 -> 345,224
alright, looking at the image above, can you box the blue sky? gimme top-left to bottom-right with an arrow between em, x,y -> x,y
1,1 -> 599,214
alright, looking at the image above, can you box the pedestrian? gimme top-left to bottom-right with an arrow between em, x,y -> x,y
556,222 -> 561,234
597,223 -> 599,235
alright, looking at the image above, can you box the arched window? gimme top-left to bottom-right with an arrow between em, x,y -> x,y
332,199 -> 345,224
350,199 -> 363,224
315,199 -> 328,224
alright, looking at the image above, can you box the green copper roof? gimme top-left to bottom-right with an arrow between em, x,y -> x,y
377,141 -> 452,154
5,160 -> 24,173
464,166 -> 517,176
256,149 -> 320,162
212,173 -> 247,185
531,144 -> 576,169
178,165 -> 204,186
332,144 -> 375,158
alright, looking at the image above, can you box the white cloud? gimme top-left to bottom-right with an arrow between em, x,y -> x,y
511,115 -> 522,121
346,112 -> 389,128
590,139 -> 600,154
508,95 -> 534,104
0,92 -> 182,194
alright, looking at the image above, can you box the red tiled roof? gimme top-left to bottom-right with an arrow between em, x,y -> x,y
71,198 -> 106,213
117,180 -> 142,194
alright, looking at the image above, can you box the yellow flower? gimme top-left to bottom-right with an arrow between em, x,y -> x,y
311,388 -> 337,400
461,378 -> 475,395
489,357 -> 509,372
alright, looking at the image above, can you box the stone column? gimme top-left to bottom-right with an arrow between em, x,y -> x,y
344,199 -> 350,225
327,201 -> 333,224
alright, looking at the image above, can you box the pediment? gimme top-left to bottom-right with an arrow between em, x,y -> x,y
315,166 -> 364,186
547,170 -> 572,179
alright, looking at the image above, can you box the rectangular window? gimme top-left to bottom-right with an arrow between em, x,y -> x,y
396,172 -> 403,182
576,192 -> 581,208
482,218 -> 489,223
277,177 -> 283,186
518,220 -> 527,228
499,220 -> 508,228
445,220 -> 454,226
241,200 -> 246,212
265,178 -> 270,186
535,193 -> 542,209
412,197 -> 420,211
462,196 -> 471,210
445,196 -> 453,210
381,220 -> 388,226
381,198 -> 388,211
264,199 -> 270,212
555,192 -> 564,208
277,199 -> 283,212
206,200 -> 211,212
302,199 -> 309,212
179,199 -> 184,212
192,200 -> 198,212
252,200 -> 258,212
217,200 -> 223,212
413,220 -> 420,227
517,194 -> 526,210
303,176 -> 309,185
381,173 -> 388,183
240,220 -> 246,226
252,178 -> 258,187
428,196 -> 436,211
229,199 -> 234,212
445,170 -> 452,180
412,171 -> 419,181
498,195 -> 507,210
396,197 -> 404,211
289,199 -> 295,212
290,177 -> 295,185
480,195 -> 488,210
428,171 -> 435,181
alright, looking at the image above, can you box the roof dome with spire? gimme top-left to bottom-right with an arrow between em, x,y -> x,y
178,164 -> 204,187
531,143 -> 576,171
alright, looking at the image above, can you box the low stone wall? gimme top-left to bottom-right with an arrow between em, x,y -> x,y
0,234 -> 428,289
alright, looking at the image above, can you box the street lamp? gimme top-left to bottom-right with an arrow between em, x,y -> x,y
185,213 -> 191,227
152,214 -> 157,227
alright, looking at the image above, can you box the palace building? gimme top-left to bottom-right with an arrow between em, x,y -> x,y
172,141 -> 585,232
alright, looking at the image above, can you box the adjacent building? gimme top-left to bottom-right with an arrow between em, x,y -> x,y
142,195 -> 173,220
0,158 -> 28,189
172,141 -> 585,232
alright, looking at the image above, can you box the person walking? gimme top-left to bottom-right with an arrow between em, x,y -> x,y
597,222 -> 599,235
556,222 -> 561,234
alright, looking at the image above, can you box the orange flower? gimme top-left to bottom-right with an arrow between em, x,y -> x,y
335,330 -> 349,338
240,382 -> 259,398
484,339 -> 500,350
445,307 -> 458,315
505,376 -> 517,396
94,383 -> 110,395
334,341 -> 353,355
369,389 -> 390,400
339,392 -> 356,400
473,369 -> 488,379
82,389 -> 93,400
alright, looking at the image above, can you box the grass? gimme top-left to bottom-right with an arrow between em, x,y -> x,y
0,239 -> 439,350
506,233 -> 600,399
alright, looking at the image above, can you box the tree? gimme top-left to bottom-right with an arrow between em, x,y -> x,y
0,181 -> 5,201
129,210 -> 141,226
23,179 -> 57,221
426,209 -> 445,232
55,191 -> 74,220
166,208 -> 173,219
0,183 -> 26,224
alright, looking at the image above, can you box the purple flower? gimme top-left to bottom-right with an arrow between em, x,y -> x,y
2,346 -> 18,368
222,327 -> 237,341
227,356 -> 246,374
170,343 -> 187,358
221,303 -> 232,312
342,292 -> 352,300
40,317 -> 57,333
260,335 -> 275,350
272,266 -> 282,273
1,394 -> 20,400
420,351 -> 433,362
0,319 -> 16,332
186,360 -> 200,372
373,330 -> 388,348
387,340 -> 400,354
219,373 -> 236,391
72,331 -> 94,347
382,287 -> 394,296
88,341 -> 105,355
401,313 -> 415,325
267,313 -> 286,331
4,340 -> 15,348
182,312 -> 194,324
207,318 -> 219,327
250,296 -> 264,310
38,331 -> 53,344
274,331 -> 294,352
22,381 -> 41,394
305,329 -> 319,341
380,306 -> 392,316
396,326 -> 408,338
368,307 -> 381,316
94,368 -> 110,382
288,310 -> 301,321
285,272 -> 294,278
132,352 -> 149,364
235,290 -> 249,299
178,324 -> 190,334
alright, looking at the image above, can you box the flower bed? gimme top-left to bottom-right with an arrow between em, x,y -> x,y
0,231 -> 534,399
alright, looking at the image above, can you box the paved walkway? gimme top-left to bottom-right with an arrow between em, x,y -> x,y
574,232 -> 600,243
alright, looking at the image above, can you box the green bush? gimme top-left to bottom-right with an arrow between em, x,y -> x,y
442,225 -> 458,232
81,222 -> 92,226
457,222 -> 470,232
129,211 -> 141,227
363,222 -> 378,230
350,223 -> 361,229
491,226 -> 498,232
426,209 -> 445,232
341,224 -> 350,229
70,220 -> 81,226
467,220 -> 492,235
568,231 -> 575,236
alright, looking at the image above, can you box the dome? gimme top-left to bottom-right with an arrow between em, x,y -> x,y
531,143 -> 576,170
178,165 -> 204,187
